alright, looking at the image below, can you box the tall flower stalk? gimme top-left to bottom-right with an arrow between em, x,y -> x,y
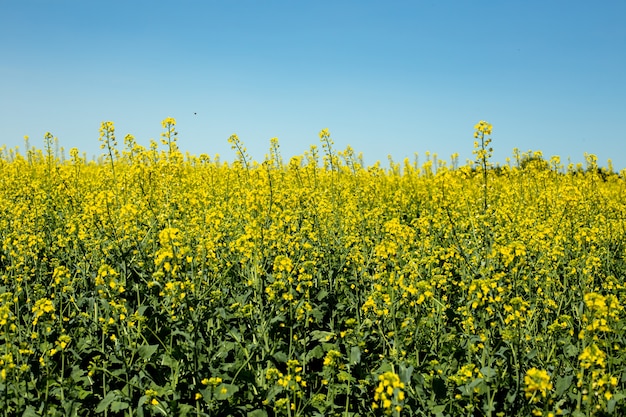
160,117 -> 178,157
99,121 -> 119,184
473,120 -> 493,212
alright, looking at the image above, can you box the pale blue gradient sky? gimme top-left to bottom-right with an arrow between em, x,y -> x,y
1,1 -> 625,169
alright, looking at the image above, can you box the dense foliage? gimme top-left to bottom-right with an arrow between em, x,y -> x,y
0,120 -> 625,416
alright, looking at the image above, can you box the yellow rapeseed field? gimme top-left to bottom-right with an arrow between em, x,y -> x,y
0,119 -> 624,416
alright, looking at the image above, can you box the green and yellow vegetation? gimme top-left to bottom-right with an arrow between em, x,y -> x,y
0,119 -> 625,416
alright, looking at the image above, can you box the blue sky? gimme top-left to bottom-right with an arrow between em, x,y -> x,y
1,0 -> 625,169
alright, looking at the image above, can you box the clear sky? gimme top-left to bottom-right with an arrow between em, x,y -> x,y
1,0 -> 625,170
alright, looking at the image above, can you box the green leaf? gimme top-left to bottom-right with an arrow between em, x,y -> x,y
137,397 -> 146,417
75,387 -> 92,400
176,404 -> 195,417
465,378 -> 486,395
70,365 -> 87,381
228,327 -> 242,343
376,361 -> 393,374
215,383 -> 239,400
524,348 -> 537,360
217,341 -> 236,358
430,404 -> 446,414
248,410 -> 269,417
306,345 -> 324,361
555,375 -> 573,396
608,393 -> 626,413
337,370 -> 352,383
198,388 -> 211,401
310,330 -> 335,342
480,366 -> 496,380
264,385 -> 281,403
349,346 -> 361,365
273,351 -> 288,363
138,344 -> 159,360
21,406 -> 40,417
399,364 -> 414,384
109,355 -> 124,365
96,391 -> 120,413
309,307 -> 325,322
316,289 -> 329,301
137,394 -> 148,409
161,353 -> 179,368
111,401 -> 130,412
564,343 -> 578,358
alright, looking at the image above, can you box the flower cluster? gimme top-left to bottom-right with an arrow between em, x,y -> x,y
524,368 -> 552,403
373,371 -> 405,415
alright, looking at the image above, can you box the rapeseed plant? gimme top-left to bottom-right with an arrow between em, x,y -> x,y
524,368 -> 552,402
0,120 -> 625,416
373,371 -> 405,415
160,117 -> 178,156
473,120 -> 493,211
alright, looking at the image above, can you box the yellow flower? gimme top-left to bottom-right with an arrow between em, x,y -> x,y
578,344 -> 606,369
202,376 -> 222,387
373,371 -> 405,414
584,292 -> 608,314
524,368 -> 552,402
56,334 -> 71,350
323,349 -> 342,367
473,120 -> 492,135
146,389 -> 160,406
31,298 -> 55,318
161,117 -> 176,128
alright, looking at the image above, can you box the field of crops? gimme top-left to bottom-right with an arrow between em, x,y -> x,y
1,119 -> 625,417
